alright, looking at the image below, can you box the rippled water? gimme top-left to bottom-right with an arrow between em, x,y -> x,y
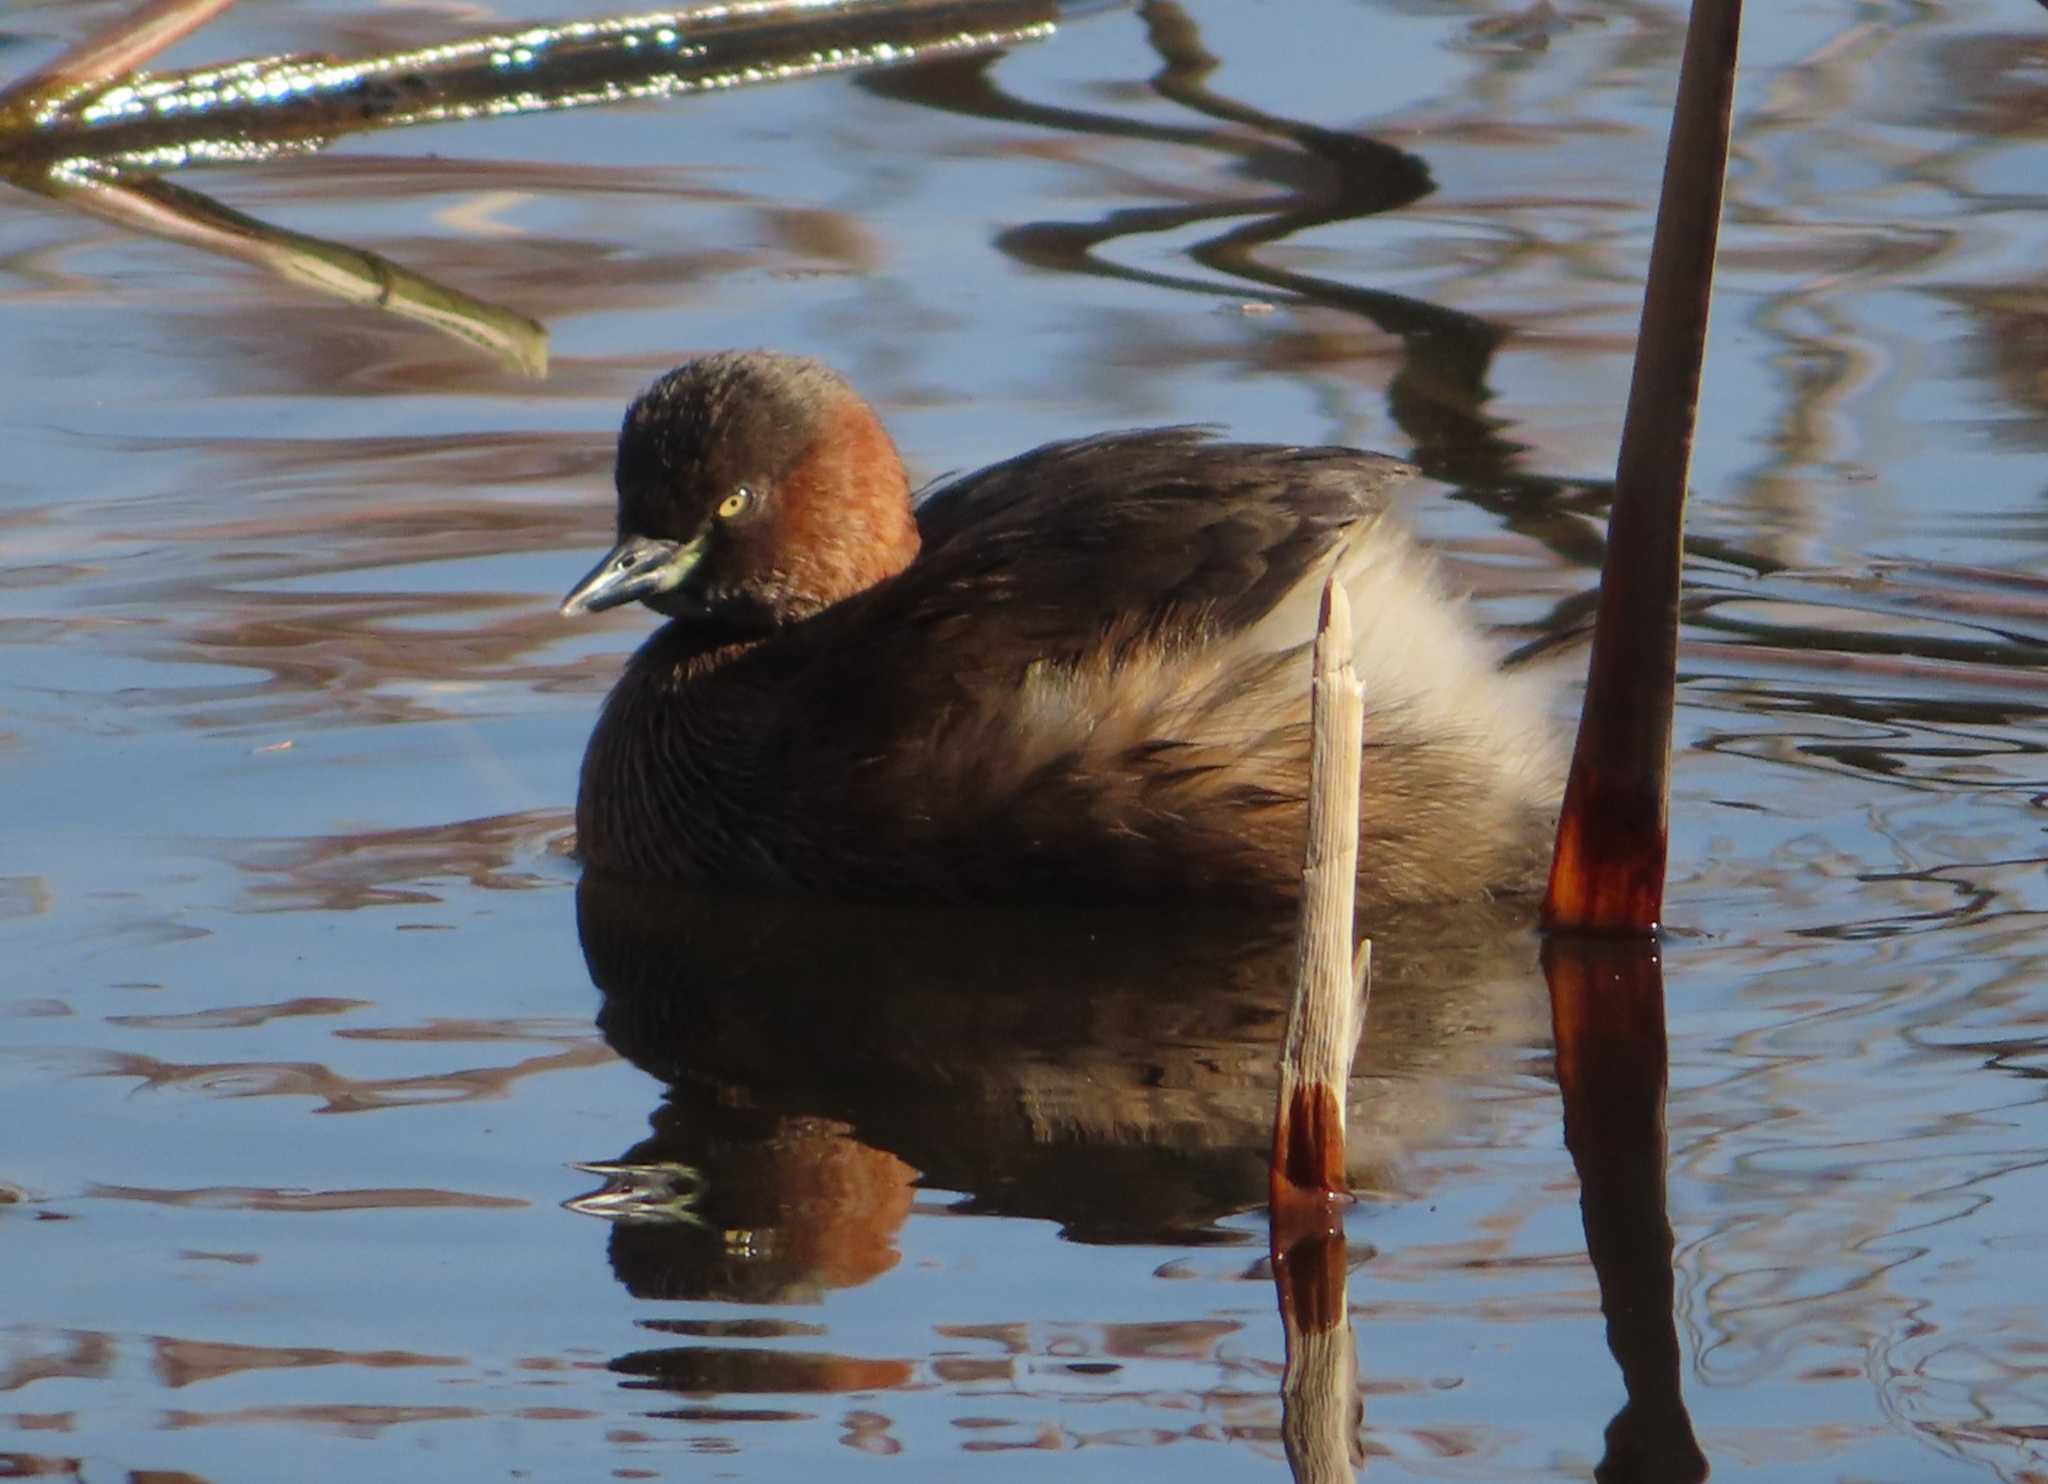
4,1 -> 2046,1479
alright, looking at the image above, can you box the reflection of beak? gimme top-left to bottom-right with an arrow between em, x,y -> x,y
559,534 -> 704,616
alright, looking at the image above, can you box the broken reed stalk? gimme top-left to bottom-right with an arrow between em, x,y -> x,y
1270,574 -> 1369,1479
1542,0 -> 1743,937
1271,574 -> 1370,1228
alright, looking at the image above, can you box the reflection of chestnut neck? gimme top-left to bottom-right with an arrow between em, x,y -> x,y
601,1088 -> 917,1307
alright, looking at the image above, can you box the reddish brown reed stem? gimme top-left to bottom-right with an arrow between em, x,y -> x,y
1544,0 -> 1743,937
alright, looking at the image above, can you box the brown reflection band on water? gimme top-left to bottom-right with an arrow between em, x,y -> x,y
108,996 -> 367,1030
0,1332 -> 113,1393
151,1337 -> 461,1389
90,459 -> 618,730
222,811 -> 570,913
1543,939 -> 1706,1484
158,1403 -> 481,1432
87,1037 -> 612,1114
0,1451 -> 87,1478
84,1183 -> 525,1211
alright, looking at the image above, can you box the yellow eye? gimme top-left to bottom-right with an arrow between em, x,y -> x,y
717,487 -> 755,520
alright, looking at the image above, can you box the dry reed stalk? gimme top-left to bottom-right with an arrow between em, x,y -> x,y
1268,573 -> 1370,1478
1270,574 -> 1370,1229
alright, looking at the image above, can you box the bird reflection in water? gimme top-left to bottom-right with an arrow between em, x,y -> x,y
567,870 -> 1544,1424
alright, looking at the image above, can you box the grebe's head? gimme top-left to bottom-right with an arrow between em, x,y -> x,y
560,351 -> 919,631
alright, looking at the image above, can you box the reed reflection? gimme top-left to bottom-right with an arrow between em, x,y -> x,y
1270,1203 -> 1362,1483
1544,938 -> 1707,1484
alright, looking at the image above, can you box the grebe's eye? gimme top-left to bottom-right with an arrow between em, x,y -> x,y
716,487 -> 755,520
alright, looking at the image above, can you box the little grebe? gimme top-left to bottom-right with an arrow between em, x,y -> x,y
561,351 -> 1561,905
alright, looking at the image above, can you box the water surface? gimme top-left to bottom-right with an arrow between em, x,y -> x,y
4,1 -> 2047,1479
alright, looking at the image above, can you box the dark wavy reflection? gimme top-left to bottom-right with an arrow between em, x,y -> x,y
864,3 -> 1605,551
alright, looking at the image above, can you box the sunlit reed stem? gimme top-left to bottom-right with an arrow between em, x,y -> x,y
1271,575 -> 1369,1225
3,0 -> 1058,175
1543,0 -> 1743,937
31,170 -> 547,375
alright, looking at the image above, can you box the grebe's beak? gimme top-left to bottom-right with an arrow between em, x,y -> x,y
559,534 -> 705,616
